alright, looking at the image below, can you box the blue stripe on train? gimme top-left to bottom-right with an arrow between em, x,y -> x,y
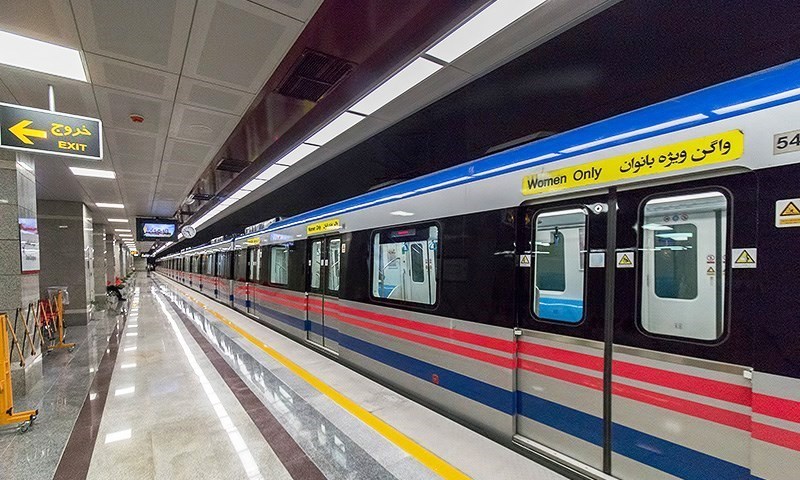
518,393 -> 754,480
197,295 -> 754,479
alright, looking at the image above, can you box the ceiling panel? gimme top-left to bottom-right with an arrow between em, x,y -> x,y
183,0 -> 303,93
94,86 -> 173,135
0,0 -> 81,48
0,80 -> 15,104
0,65 -> 98,117
72,0 -> 195,73
84,53 -> 179,100
105,129 -> 163,176
249,0 -> 324,22
175,77 -> 254,116
168,104 -> 238,145
160,162 -> 205,183
151,200 -> 179,216
162,139 -> 215,167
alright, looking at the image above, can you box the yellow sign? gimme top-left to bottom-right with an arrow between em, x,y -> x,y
781,202 -> 800,217
245,237 -> 261,245
522,130 -> 744,196
735,250 -> 755,264
9,120 -> 46,144
307,218 -> 341,235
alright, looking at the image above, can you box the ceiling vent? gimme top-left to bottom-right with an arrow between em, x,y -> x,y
277,49 -> 356,102
215,157 -> 250,173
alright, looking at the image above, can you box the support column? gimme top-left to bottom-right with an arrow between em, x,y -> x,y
0,149 -> 43,394
92,224 -> 107,309
38,200 -> 94,325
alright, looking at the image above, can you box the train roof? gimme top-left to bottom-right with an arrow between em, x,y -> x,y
168,59 -> 800,256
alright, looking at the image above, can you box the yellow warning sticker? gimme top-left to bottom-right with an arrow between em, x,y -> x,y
706,266 -> 716,275
616,251 -> 634,268
519,254 -> 531,267
521,130 -> 743,196
307,218 -> 341,235
732,248 -> 757,269
776,198 -> 800,228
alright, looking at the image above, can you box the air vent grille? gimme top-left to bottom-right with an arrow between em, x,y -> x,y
278,49 -> 356,102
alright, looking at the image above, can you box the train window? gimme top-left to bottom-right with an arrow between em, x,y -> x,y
328,239 -> 341,292
233,249 -> 247,281
310,241 -> 322,289
640,191 -> 727,341
270,246 -> 289,285
247,248 -> 261,283
532,209 -> 587,323
372,225 -> 439,306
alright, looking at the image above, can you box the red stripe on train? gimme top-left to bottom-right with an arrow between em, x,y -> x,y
752,422 -> 800,452
518,359 -> 750,431
519,342 -> 750,406
753,393 -> 800,423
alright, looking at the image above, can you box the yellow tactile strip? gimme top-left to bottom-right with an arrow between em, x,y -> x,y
184,293 -> 471,480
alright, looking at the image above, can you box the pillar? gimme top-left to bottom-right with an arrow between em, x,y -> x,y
0,149 -> 42,394
92,224 -> 107,309
38,200 -> 94,325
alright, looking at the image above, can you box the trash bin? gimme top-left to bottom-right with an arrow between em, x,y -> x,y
46,287 -> 69,305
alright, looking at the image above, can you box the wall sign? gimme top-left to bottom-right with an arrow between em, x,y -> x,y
19,218 -> 39,273
0,102 -> 102,160
775,198 -> 800,228
521,130 -> 743,196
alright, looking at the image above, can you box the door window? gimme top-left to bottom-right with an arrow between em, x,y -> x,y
532,208 -> 587,323
310,241 -> 323,290
640,191 -> 727,340
269,246 -> 289,285
328,239 -> 341,293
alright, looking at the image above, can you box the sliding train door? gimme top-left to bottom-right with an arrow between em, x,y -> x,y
610,175 -> 755,479
514,193 -> 611,472
306,235 -> 341,353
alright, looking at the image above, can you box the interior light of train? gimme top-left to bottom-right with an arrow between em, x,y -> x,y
648,191 -> 723,204
641,223 -> 673,231
0,30 -> 87,81
350,58 -> 442,115
425,0 -> 547,63
391,229 -> 417,237
537,208 -> 585,218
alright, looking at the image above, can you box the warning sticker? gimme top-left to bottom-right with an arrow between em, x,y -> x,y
731,248 -> 757,269
706,266 -> 716,275
616,251 -> 634,268
519,254 -> 531,267
776,198 -> 800,228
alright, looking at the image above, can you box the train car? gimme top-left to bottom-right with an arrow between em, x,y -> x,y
159,59 -> 800,480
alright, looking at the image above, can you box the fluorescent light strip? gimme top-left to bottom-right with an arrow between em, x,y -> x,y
712,86 -> 800,115
350,58 -> 443,115
559,114 -> 708,154
69,167 -> 115,179
241,178 -> 266,191
108,218 -> 128,223
255,164 -> 288,182
96,203 -> 125,209
426,0 -> 547,63
115,229 -> 131,232
306,112 -> 365,145
274,144 -> 317,167
0,30 -> 87,82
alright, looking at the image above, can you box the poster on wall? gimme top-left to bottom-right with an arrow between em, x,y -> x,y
19,217 -> 40,273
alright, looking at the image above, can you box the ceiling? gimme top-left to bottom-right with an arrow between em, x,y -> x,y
169,0 -> 800,253
0,0 -> 324,250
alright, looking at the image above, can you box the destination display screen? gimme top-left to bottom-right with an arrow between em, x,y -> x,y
136,218 -> 178,241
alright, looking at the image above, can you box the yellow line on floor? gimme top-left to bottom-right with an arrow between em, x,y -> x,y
183,293 -> 470,480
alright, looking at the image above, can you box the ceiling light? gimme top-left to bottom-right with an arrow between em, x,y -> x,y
241,178 -> 266,191
350,58 -> 442,115
220,198 -> 236,207
96,203 -> 124,209
0,30 -> 87,81
228,189 -> 250,200
426,0 -> 547,63
255,164 -> 288,181
115,229 -> 131,232
107,218 -> 128,223
275,144 -> 318,167
306,112 -> 365,145
69,167 -> 116,179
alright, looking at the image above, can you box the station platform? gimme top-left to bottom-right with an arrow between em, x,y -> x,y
1,273 -> 568,480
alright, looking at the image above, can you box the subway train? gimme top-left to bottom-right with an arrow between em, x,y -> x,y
158,59 -> 800,480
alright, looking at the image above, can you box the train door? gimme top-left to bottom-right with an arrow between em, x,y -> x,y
610,175 -> 755,480
513,193 -> 610,473
306,236 -> 341,353
246,246 -> 261,315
